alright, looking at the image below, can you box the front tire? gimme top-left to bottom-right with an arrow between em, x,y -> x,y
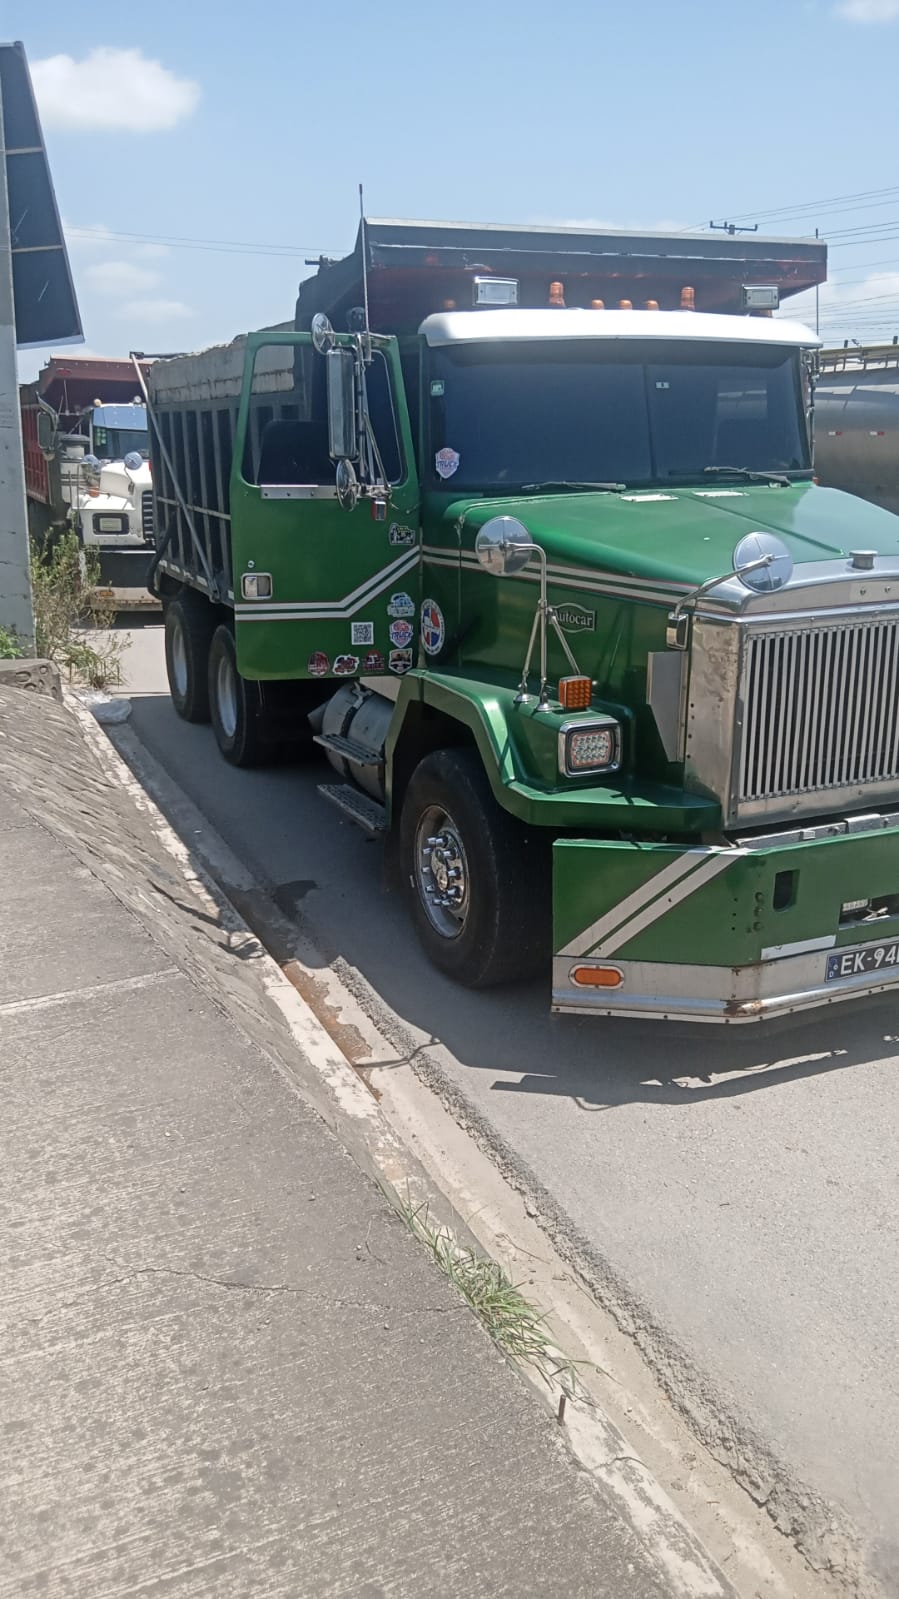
400,748 -> 548,987
164,593 -> 216,723
208,624 -> 272,767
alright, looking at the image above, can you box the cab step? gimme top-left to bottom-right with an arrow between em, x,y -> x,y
317,782 -> 387,836
313,730 -> 383,768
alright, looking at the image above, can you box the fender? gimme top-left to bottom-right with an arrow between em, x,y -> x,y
384,669 -> 719,833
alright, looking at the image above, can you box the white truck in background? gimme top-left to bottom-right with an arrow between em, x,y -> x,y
21,358 -> 159,611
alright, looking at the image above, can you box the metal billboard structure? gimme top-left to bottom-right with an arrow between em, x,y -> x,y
0,40 -> 82,644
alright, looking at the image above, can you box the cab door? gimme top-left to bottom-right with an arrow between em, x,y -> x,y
231,331 -> 420,685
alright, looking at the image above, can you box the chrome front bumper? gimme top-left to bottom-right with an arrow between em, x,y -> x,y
552,935 -> 899,1023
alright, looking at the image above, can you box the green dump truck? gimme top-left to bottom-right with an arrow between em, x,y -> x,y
145,218 -> 899,1023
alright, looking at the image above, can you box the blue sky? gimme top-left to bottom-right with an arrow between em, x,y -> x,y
11,0 -> 899,380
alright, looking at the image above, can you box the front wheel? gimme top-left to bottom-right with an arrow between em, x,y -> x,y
208,624 -> 272,768
400,748 -> 548,988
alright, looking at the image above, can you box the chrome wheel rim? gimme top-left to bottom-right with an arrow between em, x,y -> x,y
171,621 -> 188,698
414,805 -> 470,939
216,649 -> 238,740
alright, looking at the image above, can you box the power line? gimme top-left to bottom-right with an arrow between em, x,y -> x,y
66,224 -> 343,260
687,182 -> 899,233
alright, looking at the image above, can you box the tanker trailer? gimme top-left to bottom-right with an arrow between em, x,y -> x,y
815,345 -> 899,514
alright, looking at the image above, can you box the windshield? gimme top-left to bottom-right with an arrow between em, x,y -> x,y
428,338 -> 810,492
92,426 -> 150,460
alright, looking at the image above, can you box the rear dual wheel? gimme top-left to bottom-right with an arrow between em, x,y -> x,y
164,593 -> 216,723
207,624 -> 272,768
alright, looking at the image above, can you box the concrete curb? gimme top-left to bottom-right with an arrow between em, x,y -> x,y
0,656 -> 61,699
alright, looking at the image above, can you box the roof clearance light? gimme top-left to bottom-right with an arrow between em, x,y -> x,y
742,284 -> 780,312
645,299 -> 660,311
473,276 -> 519,307
680,285 -> 696,311
571,965 -> 623,988
591,299 -> 605,310
549,281 -> 566,307
619,298 -> 633,310
558,675 -> 592,710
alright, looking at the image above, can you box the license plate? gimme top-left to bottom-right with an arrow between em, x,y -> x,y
826,941 -> 899,981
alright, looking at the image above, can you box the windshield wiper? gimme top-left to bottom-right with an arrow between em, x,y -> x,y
702,465 -> 791,487
520,480 -> 627,493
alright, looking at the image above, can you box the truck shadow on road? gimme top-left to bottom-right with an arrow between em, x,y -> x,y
490,1005 -> 897,1109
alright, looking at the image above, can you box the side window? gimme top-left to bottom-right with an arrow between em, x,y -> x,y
241,341 -> 405,487
242,343 -> 332,486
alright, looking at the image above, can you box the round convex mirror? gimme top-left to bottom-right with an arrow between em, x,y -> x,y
311,313 -> 335,354
733,531 -> 793,592
336,458 -> 359,511
474,516 -> 535,576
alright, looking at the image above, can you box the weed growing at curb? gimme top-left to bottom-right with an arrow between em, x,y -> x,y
399,1195 -> 594,1398
0,627 -> 25,659
30,533 -> 124,690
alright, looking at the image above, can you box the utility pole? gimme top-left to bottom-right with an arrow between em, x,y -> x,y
0,62 -> 34,647
815,227 -> 820,337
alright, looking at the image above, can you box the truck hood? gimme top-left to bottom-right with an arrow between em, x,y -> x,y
445,483 -> 899,591
97,460 -> 151,498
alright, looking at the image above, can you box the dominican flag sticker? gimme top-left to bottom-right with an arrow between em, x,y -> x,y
420,598 -> 445,656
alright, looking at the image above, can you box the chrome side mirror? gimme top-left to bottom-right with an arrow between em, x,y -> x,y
326,348 -> 359,463
37,412 -> 55,455
474,515 -> 534,575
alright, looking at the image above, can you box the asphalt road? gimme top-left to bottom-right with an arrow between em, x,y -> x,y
115,623 -> 899,1593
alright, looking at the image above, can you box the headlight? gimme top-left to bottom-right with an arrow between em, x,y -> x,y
95,514 -> 129,534
559,718 -> 621,776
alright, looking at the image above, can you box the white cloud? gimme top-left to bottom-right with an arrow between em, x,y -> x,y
32,48 -> 200,131
787,269 -> 899,343
115,298 -> 193,322
85,260 -> 161,296
64,221 -> 115,253
64,221 -> 170,262
533,216 -> 690,233
834,0 -> 899,19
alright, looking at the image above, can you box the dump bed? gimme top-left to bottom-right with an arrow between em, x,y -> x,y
295,218 -> 828,335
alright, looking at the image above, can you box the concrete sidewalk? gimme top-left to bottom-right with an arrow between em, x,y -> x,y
0,682 -> 679,1598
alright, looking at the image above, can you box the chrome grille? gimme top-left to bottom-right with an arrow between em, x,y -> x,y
739,617 -> 899,804
141,490 -> 154,540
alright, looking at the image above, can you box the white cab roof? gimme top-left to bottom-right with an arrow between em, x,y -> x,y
420,309 -> 821,349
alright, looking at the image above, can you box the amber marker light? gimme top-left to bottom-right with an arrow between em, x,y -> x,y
619,298 -> 633,310
590,299 -> 605,309
558,675 -> 592,710
549,281 -> 566,307
571,966 -> 623,988
645,299 -> 660,310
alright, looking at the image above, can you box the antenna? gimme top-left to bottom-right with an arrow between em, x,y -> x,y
709,219 -> 759,236
359,183 -> 371,362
